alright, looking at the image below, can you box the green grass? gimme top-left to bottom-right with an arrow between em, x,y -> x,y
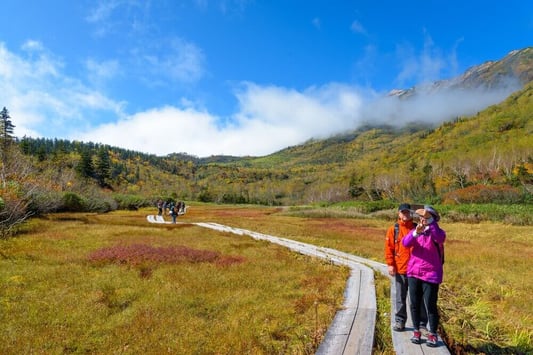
185,203 -> 533,354
0,211 -> 349,354
373,273 -> 395,355
2,204 -> 532,354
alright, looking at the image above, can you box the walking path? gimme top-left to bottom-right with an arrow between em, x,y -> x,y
147,216 -> 451,355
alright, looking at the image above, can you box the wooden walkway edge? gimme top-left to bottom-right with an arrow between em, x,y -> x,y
157,220 -> 451,355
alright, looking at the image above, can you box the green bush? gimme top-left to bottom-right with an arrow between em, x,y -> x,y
436,203 -> 533,225
28,190 -> 64,215
86,195 -> 117,213
112,194 -> 150,210
333,200 -> 397,213
60,192 -> 87,212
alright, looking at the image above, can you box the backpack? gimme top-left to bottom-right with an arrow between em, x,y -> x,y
394,222 -> 444,264
434,240 -> 445,265
393,223 -> 400,257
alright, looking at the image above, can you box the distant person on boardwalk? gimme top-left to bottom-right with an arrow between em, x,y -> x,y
402,206 -> 446,347
167,200 -> 174,216
176,201 -> 183,215
169,203 -> 177,224
157,199 -> 163,216
384,203 -> 427,332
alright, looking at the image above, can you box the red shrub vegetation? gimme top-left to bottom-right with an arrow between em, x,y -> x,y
443,184 -> 522,204
88,243 -> 245,267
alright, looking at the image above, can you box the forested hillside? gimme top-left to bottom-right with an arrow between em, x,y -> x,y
11,81 -> 533,204
1,49 -> 532,235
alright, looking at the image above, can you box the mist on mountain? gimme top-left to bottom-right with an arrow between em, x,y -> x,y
359,78 -> 521,127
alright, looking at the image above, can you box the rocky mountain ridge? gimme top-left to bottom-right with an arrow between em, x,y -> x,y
389,47 -> 533,99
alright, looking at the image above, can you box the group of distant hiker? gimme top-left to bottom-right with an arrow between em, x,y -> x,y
156,199 -> 186,224
384,203 -> 446,348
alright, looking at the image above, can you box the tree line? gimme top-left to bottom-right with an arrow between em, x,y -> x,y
1,88 -> 532,237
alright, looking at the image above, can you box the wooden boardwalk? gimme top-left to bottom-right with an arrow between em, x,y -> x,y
148,217 -> 451,355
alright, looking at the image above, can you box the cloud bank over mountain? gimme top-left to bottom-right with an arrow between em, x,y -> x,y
360,83 -> 520,127
71,81 -> 519,157
0,41 -> 525,157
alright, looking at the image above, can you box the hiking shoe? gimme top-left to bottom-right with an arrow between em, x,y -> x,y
427,333 -> 438,347
393,321 -> 405,331
410,330 -> 422,344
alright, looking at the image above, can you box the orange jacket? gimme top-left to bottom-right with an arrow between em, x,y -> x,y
384,218 -> 415,275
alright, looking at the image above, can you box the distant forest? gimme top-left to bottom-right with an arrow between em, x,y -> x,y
1,81 -> 532,236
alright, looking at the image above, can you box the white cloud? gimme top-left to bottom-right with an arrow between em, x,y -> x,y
362,86 -> 518,126
86,0 -> 121,23
86,58 -> 120,82
394,32 -> 455,87
74,107 -> 219,156
161,38 -> 205,83
86,0 -> 151,37
0,40 -> 522,158
350,20 -> 366,35
84,2 -> 206,86
128,36 -> 206,87
21,40 -> 45,52
70,78 -> 521,157
0,42 -> 125,138
74,83 -> 365,157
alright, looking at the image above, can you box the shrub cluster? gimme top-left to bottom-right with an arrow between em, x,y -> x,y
443,184 -> 523,204
112,194 -> 152,210
88,243 -> 245,268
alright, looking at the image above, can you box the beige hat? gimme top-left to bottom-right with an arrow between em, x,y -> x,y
415,209 -> 431,218
415,206 -> 440,221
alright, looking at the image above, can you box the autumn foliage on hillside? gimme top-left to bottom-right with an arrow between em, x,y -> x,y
1,83 -> 532,236
443,184 -> 523,204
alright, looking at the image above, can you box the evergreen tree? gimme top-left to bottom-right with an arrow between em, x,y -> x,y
76,149 -> 94,179
0,107 -> 15,151
0,107 -> 15,188
19,136 -> 31,155
95,147 -> 111,187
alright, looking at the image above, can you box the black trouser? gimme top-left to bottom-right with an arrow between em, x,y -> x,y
407,277 -> 439,333
396,274 -> 427,326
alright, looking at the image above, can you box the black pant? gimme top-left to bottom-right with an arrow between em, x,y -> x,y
396,274 -> 428,326
407,277 -> 439,333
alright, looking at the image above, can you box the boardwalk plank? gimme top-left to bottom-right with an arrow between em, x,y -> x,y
171,221 -> 450,355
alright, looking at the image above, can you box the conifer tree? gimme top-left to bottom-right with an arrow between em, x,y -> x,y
0,107 -> 15,188
77,149 -> 94,179
95,147 -> 111,187
0,107 -> 15,151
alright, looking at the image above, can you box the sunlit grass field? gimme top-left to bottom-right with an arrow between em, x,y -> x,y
0,208 -> 349,354
1,203 -> 531,354
185,203 -> 533,354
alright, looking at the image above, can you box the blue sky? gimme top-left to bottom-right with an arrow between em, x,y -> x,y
1,0 -> 531,157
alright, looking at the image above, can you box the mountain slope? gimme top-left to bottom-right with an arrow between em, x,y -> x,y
16,48 -> 533,206
389,47 -> 533,98
201,80 -> 532,204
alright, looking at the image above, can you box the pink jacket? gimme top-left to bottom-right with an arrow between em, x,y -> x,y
402,222 -> 446,284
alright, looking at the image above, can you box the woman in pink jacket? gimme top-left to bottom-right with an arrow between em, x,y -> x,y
402,206 -> 446,347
